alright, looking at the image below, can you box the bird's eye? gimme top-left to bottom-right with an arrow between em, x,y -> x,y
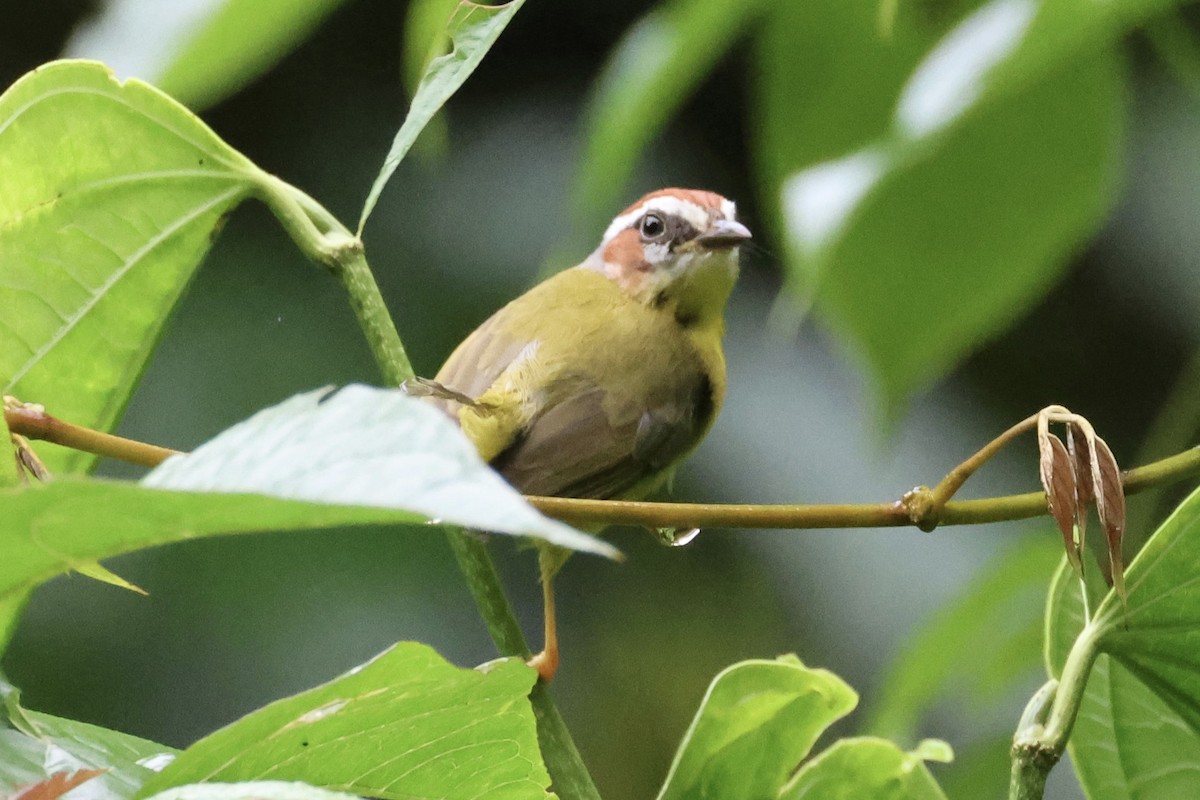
639,213 -> 666,240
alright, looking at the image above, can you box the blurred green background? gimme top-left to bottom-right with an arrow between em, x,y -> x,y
5,1 -> 1200,797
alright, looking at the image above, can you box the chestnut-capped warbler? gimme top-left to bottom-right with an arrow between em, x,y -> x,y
427,188 -> 749,680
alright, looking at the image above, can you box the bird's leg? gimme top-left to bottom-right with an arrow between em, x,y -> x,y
527,572 -> 559,682
528,545 -> 570,682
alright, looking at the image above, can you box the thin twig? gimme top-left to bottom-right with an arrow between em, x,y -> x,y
8,401 -> 1199,533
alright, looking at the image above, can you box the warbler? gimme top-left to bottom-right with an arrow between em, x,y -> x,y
428,188 -> 749,680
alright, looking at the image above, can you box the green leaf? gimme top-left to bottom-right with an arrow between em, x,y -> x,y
782,57 -> 1121,415
0,60 -> 263,474
573,0 -> 772,232
778,737 -> 949,800
1044,485 -> 1200,797
0,709 -> 177,799
358,0 -> 526,233
403,0 -> 462,93
755,0 -> 952,235
71,561 -> 149,596
66,0 -> 351,111
138,643 -> 551,800
144,783 -> 363,800
656,655 -> 857,800
867,536 -> 1059,744
398,0 -> 460,162
1090,484 -> 1200,731
143,384 -> 616,559
761,0 -> 1155,414
0,387 -> 611,656
0,479 -> 421,655
1046,560 -> 1200,797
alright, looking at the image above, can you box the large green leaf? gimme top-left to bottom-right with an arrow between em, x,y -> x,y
760,0 -> 1160,414
358,0 -> 526,233
572,0 -> 773,234
755,0 -> 943,192
778,737 -> 949,800
1091,485 -> 1200,731
779,59 -> 1121,413
138,643 -> 551,800
142,384 -> 615,558
65,0 -> 351,111
656,655 -> 857,800
0,480 -> 415,655
0,709 -> 176,800
0,60 -> 264,474
1045,485 -> 1200,797
1,385 -> 614,655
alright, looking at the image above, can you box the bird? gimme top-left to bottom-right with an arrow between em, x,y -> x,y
425,188 -> 750,681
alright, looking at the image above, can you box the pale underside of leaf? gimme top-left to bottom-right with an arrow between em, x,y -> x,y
142,385 -> 617,558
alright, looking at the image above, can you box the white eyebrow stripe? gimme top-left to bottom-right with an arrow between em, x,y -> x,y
602,196 -> 716,243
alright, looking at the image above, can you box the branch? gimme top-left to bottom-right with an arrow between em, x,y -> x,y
8,399 -> 1200,533
529,446 -> 1200,531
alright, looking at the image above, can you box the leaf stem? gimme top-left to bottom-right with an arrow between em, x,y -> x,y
444,530 -> 532,658
256,175 -> 414,387
4,399 -> 179,468
1009,625 -> 1102,799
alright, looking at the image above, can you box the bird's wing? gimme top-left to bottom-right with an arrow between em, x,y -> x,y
490,371 -> 714,499
432,267 -> 715,499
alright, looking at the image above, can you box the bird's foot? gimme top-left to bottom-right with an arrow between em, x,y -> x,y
528,648 -> 559,683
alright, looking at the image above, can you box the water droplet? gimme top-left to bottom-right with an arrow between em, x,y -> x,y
653,527 -> 701,547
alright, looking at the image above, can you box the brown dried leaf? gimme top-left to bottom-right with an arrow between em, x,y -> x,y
1094,436 -> 1127,601
12,769 -> 106,800
12,433 -> 51,482
1066,424 -> 1093,551
1039,431 -> 1081,573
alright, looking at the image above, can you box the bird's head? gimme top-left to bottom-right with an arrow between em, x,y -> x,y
585,188 -> 751,326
